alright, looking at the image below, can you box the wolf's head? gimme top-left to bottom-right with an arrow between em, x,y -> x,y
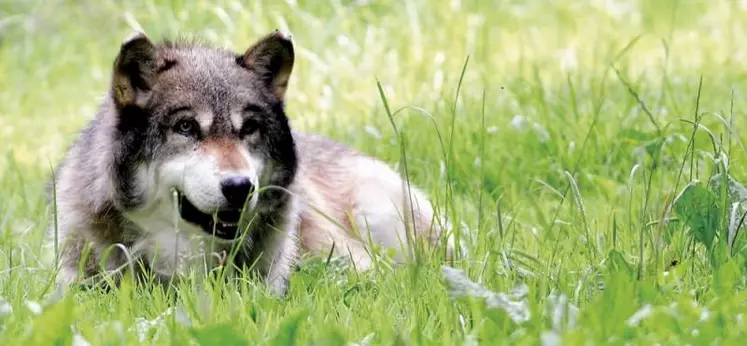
107,31 -> 297,240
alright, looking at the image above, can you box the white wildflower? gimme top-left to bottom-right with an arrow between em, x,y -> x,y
24,300 -> 42,315
0,297 -> 12,317
626,304 -> 653,326
541,331 -> 562,346
442,266 -> 530,324
545,289 -> 579,331
72,333 -> 91,346
350,332 -> 375,346
364,125 -> 382,139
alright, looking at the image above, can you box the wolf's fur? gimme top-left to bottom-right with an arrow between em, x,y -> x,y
48,31 -> 453,296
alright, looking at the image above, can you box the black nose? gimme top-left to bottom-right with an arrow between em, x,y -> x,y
220,176 -> 254,207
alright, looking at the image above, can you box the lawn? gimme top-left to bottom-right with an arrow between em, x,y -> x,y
2,0 -> 747,344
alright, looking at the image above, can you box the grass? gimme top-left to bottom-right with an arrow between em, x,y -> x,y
2,0 -> 747,344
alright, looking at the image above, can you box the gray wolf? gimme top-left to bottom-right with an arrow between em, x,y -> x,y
48,30 -> 454,296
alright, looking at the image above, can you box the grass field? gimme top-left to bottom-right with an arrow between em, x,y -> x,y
2,0 -> 747,344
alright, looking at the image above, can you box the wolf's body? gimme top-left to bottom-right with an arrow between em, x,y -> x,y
49,31 -> 451,296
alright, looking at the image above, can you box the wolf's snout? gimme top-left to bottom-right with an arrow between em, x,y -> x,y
220,176 -> 254,207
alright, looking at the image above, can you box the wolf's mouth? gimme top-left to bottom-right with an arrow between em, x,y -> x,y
177,193 -> 244,240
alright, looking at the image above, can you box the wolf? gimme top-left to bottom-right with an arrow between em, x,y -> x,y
48,30 -> 454,296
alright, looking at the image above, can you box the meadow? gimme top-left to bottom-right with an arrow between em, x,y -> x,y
2,0 -> 747,344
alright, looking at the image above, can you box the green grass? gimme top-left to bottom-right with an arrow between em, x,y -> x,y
2,0 -> 747,344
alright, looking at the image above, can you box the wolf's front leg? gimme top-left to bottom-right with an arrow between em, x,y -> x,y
256,216 -> 301,297
56,229 -> 133,290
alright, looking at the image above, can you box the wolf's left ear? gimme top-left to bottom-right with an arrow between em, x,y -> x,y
112,32 -> 158,109
240,30 -> 295,101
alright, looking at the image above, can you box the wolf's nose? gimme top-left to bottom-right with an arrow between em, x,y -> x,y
220,176 -> 254,207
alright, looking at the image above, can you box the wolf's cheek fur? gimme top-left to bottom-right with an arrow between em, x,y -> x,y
157,152 -> 222,212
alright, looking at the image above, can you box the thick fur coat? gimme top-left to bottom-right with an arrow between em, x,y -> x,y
48,31 -> 452,296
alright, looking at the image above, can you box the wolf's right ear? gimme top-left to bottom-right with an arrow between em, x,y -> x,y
111,32 -> 158,109
239,30 -> 295,102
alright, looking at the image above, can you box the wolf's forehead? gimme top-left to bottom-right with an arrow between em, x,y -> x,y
154,47 -> 258,105
172,47 -> 234,68
166,48 -> 243,80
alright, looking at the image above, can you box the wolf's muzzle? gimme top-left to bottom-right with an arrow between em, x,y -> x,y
178,193 -> 245,240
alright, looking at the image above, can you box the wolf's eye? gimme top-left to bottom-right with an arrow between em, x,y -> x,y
174,119 -> 199,137
240,119 -> 260,137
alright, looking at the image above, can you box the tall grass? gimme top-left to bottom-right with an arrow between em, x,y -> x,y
1,0 -> 747,344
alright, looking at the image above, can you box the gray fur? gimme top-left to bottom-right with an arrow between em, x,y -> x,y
48,30 -> 455,297
49,31 -> 300,295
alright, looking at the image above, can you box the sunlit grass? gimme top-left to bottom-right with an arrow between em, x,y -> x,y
2,0 -> 747,344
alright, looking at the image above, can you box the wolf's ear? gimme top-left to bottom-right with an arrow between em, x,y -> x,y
112,32 -> 158,109
240,30 -> 295,101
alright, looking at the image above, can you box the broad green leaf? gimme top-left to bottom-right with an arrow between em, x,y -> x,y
268,309 -> 307,346
25,295 -> 75,346
673,181 -> 720,249
189,323 -> 249,346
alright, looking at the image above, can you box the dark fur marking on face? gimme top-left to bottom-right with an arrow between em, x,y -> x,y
264,102 -> 297,186
157,59 -> 178,73
112,105 -> 150,210
253,101 -> 297,209
243,103 -> 264,114
167,106 -> 192,116
116,104 -> 150,133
